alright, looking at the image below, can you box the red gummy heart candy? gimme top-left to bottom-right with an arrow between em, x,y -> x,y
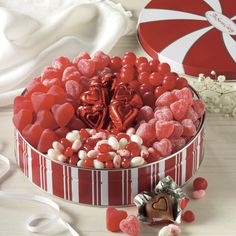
31,92 -> 55,112
52,103 -> 75,128
55,127 -> 70,138
68,116 -> 86,130
47,85 -> 67,104
13,96 -> 33,114
119,215 -> 140,236
22,123 -> 43,148
106,207 -> 128,232
25,79 -> 48,97
13,109 -> 33,132
35,110 -> 58,130
37,129 -> 58,153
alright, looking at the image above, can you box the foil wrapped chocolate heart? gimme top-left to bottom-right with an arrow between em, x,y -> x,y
134,176 -> 189,224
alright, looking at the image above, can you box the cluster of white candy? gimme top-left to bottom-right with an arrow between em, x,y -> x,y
47,128 -> 151,169
190,71 -> 236,117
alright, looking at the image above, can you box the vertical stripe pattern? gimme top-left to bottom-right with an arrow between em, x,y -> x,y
15,125 -> 205,206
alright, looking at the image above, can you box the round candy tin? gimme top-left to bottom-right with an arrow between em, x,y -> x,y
138,0 -> 236,80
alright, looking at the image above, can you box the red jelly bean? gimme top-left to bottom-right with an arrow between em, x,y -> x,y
139,83 -> 153,95
97,153 -> 111,162
176,77 -> 188,89
138,62 -> 151,74
105,161 -> 114,169
121,158 -> 130,168
182,210 -> 195,223
154,86 -> 166,98
193,177 -> 208,191
130,148 -> 140,158
116,133 -> 130,141
162,73 -> 177,91
135,57 -> 148,66
158,62 -> 171,74
110,56 -> 122,72
126,142 -> 139,151
148,72 -> 163,86
142,91 -> 156,108
79,129 -> 91,139
69,154 -> 79,165
149,58 -> 160,71
98,144 -> 112,153
60,138 -> 71,148
138,72 -> 149,84
83,158 -> 94,168
64,147 -> 74,157
83,144 -> 93,152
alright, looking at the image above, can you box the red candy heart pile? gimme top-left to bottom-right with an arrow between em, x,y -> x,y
13,51 -> 205,168
106,207 -> 140,236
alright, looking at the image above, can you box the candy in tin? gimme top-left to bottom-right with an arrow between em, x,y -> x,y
134,176 -> 189,224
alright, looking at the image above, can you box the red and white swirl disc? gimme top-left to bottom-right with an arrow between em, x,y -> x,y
138,0 -> 236,80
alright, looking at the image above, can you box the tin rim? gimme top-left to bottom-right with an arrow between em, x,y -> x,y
16,85 -> 205,171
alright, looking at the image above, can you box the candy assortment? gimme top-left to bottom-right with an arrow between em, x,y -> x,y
13,51 -> 205,169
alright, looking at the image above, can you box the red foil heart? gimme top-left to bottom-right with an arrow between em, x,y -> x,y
109,84 -> 143,131
109,100 -> 139,131
80,84 -> 108,106
77,104 -> 107,130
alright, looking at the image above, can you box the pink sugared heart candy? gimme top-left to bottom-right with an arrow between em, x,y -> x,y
106,207 -> 128,232
119,215 -> 140,236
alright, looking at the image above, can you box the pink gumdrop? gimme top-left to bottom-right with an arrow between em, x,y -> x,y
182,119 -> 197,137
192,99 -> 206,119
172,87 -> 193,105
136,122 -> 156,145
190,189 -> 206,199
155,120 -> 174,141
77,59 -> 95,77
153,138 -> 172,157
148,118 -> 157,124
154,106 -> 173,121
136,106 -> 154,123
185,107 -> 199,122
65,80 -> 83,100
155,91 -> 177,107
170,99 -> 189,121
170,121 -> 184,138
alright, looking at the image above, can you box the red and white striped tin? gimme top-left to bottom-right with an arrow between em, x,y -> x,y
138,0 -> 236,80
14,101 -> 205,206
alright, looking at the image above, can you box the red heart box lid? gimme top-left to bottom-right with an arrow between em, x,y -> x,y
137,0 -> 236,80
